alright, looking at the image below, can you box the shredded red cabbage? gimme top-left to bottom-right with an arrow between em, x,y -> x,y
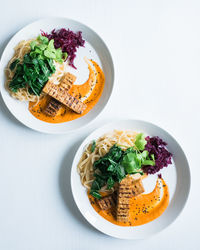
41,28 -> 85,69
142,136 -> 172,175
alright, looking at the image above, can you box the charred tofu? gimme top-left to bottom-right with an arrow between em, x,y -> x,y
116,176 -> 133,222
43,81 -> 86,114
43,72 -> 78,117
43,98 -> 61,117
60,73 -> 76,91
97,195 -> 116,210
116,176 -> 145,222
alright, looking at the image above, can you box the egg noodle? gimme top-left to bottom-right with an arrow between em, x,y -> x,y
77,130 -> 138,193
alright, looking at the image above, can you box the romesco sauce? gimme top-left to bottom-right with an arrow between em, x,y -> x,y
88,178 -> 169,227
29,60 -> 105,123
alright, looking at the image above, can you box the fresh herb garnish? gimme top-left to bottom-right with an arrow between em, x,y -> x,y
9,59 -> 20,71
90,145 -> 125,198
142,160 -> 155,166
134,133 -> 147,150
90,190 -> 102,199
9,54 -> 55,95
91,140 -> 96,153
107,176 -> 115,189
30,35 -> 68,64
9,35 -> 68,95
90,141 -> 156,199
121,151 -> 141,173
121,148 -> 155,173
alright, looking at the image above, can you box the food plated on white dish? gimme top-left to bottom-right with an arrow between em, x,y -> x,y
0,18 -> 114,133
71,120 -> 190,239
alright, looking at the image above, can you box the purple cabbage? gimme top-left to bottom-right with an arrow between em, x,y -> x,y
142,136 -> 172,175
41,28 -> 85,68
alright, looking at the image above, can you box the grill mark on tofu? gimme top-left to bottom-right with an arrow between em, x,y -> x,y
116,176 -> 145,222
60,73 -> 76,91
43,98 -> 61,117
116,175 -> 145,222
43,76 -> 86,114
116,177 -> 133,222
43,73 -> 77,116
97,195 -> 116,210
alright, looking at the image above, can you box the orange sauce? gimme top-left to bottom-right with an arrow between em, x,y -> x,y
29,59 -> 105,123
88,178 -> 169,227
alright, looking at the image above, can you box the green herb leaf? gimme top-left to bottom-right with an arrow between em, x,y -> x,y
91,141 -> 96,153
131,171 -> 144,175
34,47 -> 42,55
46,58 -> 56,72
142,160 -> 155,166
141,150 -> 149,158
30,41 -> 37,50
107,165 -> 115,172
90,190 -> 102,199
91,145 -> 125,195
151,154 -> 155,161
107,177 -> 115,189
91,180 -> 101,191
37,44 -> 47,51
47,39 -> 55,50
116,165 -> 126,181
63,52 -> 68,60
9,59 -> 20,71
55,48 -> 62,59
37,35 -> 49,44
44,50 -> 56,59
135,133 -> 147,151
121,152 -> 141,174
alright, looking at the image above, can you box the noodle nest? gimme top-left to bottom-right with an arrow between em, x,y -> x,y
77,130 -> 138,193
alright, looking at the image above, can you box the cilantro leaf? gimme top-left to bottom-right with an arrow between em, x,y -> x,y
37,35 -> 49,44
121,152 -> 141,173
135,133 -> 147,151
142,160 -> 155,166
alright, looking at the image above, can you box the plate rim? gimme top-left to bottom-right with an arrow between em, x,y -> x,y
0,17 -> 115,134
70,119 -> 191,239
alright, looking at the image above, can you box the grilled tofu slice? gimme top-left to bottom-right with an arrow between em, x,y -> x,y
97,195 -> 116,210
43,73 -> 77,117
43,79 -> 86,114
60,73 -> 76,90
131,179 -> 145,196
43,98 -> 61,117
116,176 -> 133,222
116,176 -> 145,222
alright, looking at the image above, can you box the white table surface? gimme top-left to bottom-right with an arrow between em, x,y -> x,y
0,0 -> 199,249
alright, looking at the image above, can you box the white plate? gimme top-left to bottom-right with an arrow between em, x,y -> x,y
0,18 -> 114,134
71,120 -> 190,239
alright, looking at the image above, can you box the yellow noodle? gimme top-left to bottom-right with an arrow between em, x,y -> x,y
77,130 -> 138,193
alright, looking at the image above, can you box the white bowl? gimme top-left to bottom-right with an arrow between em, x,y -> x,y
71,120 -> 190,239
0,18 -> 114,134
